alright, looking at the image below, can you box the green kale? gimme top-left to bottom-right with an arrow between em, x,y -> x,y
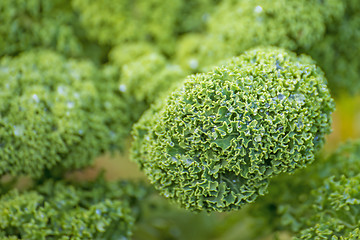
120,52 -> 186,104
175,0 -> 345,72
0,50 -> 128,177
251,140 -> 360,239
72,0 -> 182,54
175,0 -> 360,96
308,2 -> 360,95
131,47 -> 335,212
0,177 -> 148,240
0,0 -> 83,57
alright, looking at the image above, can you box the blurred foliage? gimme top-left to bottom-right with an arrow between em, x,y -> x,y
174,0 -> 360,96
308,6 -> 360,95
0,175 -> 149,240
119,52 -> 186,105
0,0 -> 82,57
0,50 -> 106,177
246,140 -> 360,239
0,50 -> 131,177
208,0 -> 342,52
71,0 -> 219,55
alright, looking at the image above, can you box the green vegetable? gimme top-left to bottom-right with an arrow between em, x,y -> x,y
72,0 -> 220,56
109,43 -> 157,67
208,0 -> 341,51
308,3 -> 360,95
0,177 -> 148,240
132,47 -> 335,212
72,0 -> 182,54
107,48 -> 188,127
175,33 -> 229,72
250,140 -> 360,239
1,0 -> 359,238
297,174 -> 360,239
0,50 -> 127,177
0,0 -> 83,57
120,52 -> 186,104
175,0 -> 345,71
290,140 -> 360,239
175,0 -> 360,96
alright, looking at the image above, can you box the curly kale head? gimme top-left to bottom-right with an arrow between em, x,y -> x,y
0,50 -> 128,177
131,47 -> 335,212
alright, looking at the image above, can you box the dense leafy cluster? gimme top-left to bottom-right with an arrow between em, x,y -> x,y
1,0 -> 360,239
107,45 -> 189,122
72,0 -> 178,54
248,140 -> 360,239
0,177 -> 148,240
285,140 -> 360,239
72,0 -> 218,55
0,0 -> 83,57
0,50 -> 129,177
132,47 -> 335,212
297,176 -> 360,239
175,0 -> 360,95
308,0 -> 360,95
208,0 -> 343,51
120,53 -> 186,104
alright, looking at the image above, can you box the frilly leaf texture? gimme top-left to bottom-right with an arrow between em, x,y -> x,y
132,47 -> 335,212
